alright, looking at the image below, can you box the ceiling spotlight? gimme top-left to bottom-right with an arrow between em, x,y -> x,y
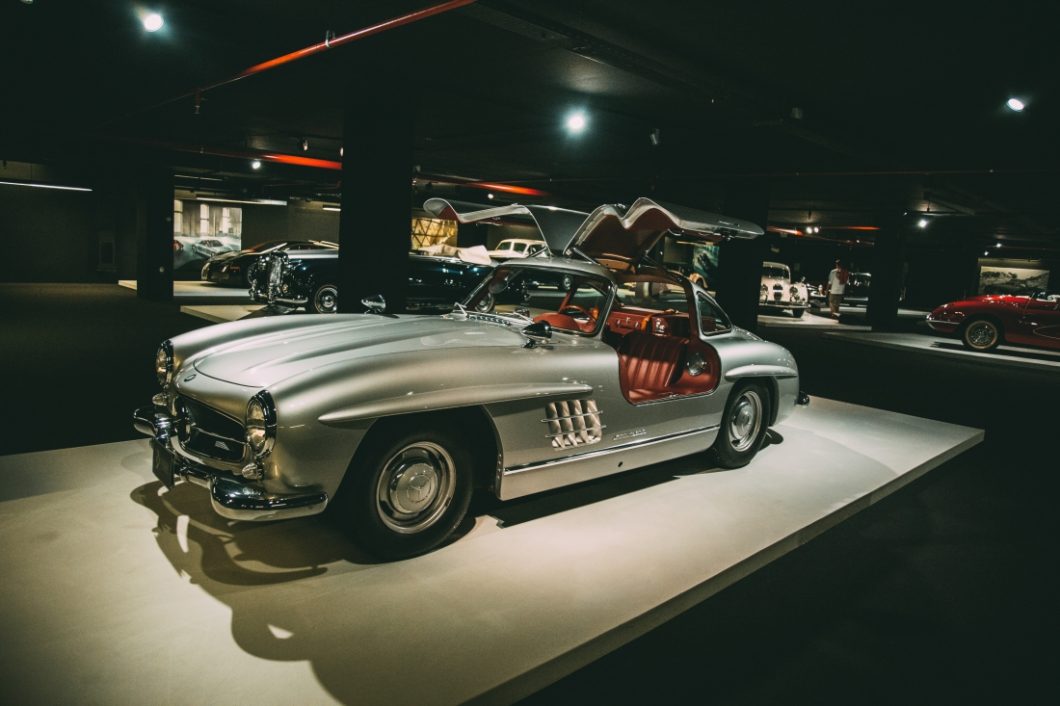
339,146 -> 344,157
301,139 -> 309,152
250,159 -> 262,170
565,110 -> 588,135
487,193 -> 495,200
917,218 -> 929,229
142,11 -> 164,33
995,242 -> 1002,248
649,128 -> 661,147
983,250 -> 989,256
1006,97 -> 1026,112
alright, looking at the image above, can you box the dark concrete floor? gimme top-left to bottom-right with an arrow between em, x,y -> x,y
0,284 -> 206,455
0,284 -> 1056,703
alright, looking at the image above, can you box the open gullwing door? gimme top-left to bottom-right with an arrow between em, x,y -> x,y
422,198 -> 589,255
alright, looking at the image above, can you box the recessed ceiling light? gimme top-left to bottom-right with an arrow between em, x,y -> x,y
1006,97 -> 1026,112
995,242 -> 1002,248
301,139 -> 309,152
917,218 -> 929,229
565,110 -> 588,135
983,250 -> 989,256
487,193 -> 495,200
142,12 -> 164,33
250,159 -> 262,170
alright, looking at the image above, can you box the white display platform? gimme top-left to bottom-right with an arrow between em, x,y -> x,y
119,279 -> 253,301
0,399 -> 981,705
825,331 -> 1060,372
758,307 -> 928,330
180,303 -> 265,323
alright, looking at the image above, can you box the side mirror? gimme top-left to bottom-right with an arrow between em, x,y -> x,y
522,320 -> 552,347
361,294 -> 386,314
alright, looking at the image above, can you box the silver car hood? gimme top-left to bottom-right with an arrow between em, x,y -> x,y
191,315 -> 527,388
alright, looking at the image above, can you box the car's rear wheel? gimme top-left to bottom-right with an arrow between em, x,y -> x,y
344,424 -> 473,559
311,284 -> 339,314
712,381 -> 770,468
961,317 -> 1001,351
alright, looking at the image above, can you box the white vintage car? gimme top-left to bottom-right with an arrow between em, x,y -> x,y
135,198 -> 806,559
486,238 -> 548,260
760,261 -> 810,317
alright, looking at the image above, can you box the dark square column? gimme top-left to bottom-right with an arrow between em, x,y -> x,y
867,214 -> 906,330
135,166 -> 173,301
338,65 -> 413,313
716,182 -> 770,332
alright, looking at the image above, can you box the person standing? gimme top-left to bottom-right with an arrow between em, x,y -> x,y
827,259 -> 849,318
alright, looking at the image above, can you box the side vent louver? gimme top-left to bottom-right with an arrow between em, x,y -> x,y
543,399 -> 604,449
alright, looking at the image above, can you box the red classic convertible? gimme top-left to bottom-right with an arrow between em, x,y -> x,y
927,291 -> 1060,352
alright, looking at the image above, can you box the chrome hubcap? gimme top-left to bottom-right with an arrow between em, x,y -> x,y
966,321 -> 997,349
728,389 -> 763,453
376,442 -> 455,534
315,287 -> 338,313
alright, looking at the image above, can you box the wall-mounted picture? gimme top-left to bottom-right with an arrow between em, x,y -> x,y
978,263 -> 1050,295
692,243 -> 720,289
172,199 -> 243,277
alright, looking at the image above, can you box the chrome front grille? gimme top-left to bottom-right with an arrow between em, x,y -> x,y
543,399 -> 604,449
178,397 -> 246,463
268,256 -> 283,288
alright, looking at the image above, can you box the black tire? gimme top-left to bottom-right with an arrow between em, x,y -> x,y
310,284 -> 339,314
341,423 -> 473,560
792,308 -> 805,318
960,317 -> 1001,352
712,381 -> 771,469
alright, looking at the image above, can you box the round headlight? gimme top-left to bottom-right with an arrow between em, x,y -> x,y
155,341 -> 173,387
245,392 -> 276,458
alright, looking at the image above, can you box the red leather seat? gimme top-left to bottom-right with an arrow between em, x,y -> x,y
617,331 -> 688,403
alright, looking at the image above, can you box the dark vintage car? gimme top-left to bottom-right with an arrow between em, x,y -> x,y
201,240 -> 338,287
248,248 -> 493,313
844,271 -> 872,306
927,291 -> 1060,352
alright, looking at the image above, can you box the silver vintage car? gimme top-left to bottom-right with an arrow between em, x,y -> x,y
134,197 -> 805,559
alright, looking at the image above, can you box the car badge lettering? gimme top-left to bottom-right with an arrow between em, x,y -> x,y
613,428 -> 647,441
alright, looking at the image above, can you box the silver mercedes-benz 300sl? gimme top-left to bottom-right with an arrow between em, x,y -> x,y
134,197 -> 806,558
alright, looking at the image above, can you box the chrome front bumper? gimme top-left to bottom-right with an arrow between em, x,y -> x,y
133,405 -> 328,521
249,286 -> 309,308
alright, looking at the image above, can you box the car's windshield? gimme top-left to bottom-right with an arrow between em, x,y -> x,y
762,265 -> 789,279
465,266 -> 612,335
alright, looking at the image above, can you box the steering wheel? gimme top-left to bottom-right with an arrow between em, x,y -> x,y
559,304 -> 594,321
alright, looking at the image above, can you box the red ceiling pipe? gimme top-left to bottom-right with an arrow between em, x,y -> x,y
201,0 -> 478,94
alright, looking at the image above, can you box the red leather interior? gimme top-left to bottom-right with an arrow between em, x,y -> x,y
616,330 -> 720,403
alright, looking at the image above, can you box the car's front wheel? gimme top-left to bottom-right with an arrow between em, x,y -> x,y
344,424 -> 473,559
960,317 -> 1001,352
712,381 -> 771,468
310,284 -> 339,314
792,308 -> 805,318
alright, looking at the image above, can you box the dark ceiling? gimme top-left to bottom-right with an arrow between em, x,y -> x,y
4,0 -> 1059,252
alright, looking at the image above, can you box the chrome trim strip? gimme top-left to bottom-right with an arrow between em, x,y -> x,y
505,425 -> 719,476
498,426 -> 720,501
539,411 -> 606,423
544,425 -> 607,439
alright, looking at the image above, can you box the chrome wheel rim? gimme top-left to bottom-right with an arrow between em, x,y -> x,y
728,389 -> 763,453
375,442 -> 456,534
314,286 -> 338,313
965,320 -> 998,350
